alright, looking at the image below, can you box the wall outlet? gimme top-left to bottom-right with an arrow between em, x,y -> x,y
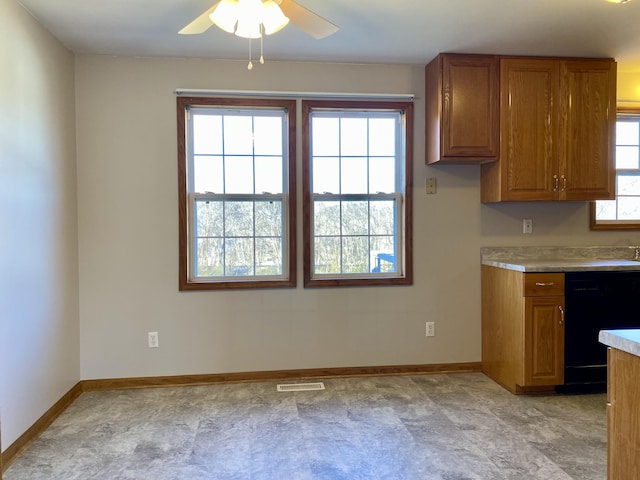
426,177 -> 437,194
523,219 -> 533,234
148,331 -> 159,348
426,322 -> 435,337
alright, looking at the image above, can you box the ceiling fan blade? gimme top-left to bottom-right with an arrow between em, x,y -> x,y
178,1 -> 221,34
276,0 -> 339,39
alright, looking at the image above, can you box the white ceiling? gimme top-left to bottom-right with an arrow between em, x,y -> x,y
16,0 -> 640,72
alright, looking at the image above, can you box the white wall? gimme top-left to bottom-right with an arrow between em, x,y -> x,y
0,0 -> 79,449
75,55 -> 640,381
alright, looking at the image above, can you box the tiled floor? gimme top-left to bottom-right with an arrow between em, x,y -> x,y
4,373 -> 607,479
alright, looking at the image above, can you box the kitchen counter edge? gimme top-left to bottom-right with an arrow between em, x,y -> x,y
599,329 -> 640,358
481,258 -> 640,272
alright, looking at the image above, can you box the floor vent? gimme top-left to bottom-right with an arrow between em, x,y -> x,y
277,382 -> 325,392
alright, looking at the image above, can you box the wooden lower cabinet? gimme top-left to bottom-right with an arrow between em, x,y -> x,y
524,296 -> 565,386
607,347 -> 640,480
482,266 -> 565,393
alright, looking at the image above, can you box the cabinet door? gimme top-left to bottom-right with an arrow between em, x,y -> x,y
559,60 -> 616,201
441,55 -> 499,159
608,347 -> 640,480
523,296 -> 565,386
499,58 -> 559,201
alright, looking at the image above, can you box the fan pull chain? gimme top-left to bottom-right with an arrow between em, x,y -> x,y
260,25 -> 265,64
248,37 -> 253,70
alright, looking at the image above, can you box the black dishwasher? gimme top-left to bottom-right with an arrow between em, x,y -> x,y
562,271 -> 640,392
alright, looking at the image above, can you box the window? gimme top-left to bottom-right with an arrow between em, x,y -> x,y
592,108 -> 640,230
302,100 -> 413,287
177,97 -> 296,290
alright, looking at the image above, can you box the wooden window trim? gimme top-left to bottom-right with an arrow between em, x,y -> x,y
302,100 -> 414,288
177,97 -> 297,290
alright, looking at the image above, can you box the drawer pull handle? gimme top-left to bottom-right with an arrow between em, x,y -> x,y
535,282 -> 555,287
558,305 -> 564,325
553,175 -> 559,192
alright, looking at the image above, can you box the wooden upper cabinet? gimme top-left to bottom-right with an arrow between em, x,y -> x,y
426,53 -> 499,164
560,60 -> 617,201
480,56 -> 616,202
495,58 -> 559,201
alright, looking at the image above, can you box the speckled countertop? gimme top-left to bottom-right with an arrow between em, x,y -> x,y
599,329 -> 640,358
481,246 -> 640,272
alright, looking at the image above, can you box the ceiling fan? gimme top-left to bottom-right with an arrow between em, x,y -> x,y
179,0 -> 339,40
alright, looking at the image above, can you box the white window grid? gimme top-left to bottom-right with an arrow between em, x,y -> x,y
186,107 -> 290,282
308,109 -> 406,279
595,114 -> 640,224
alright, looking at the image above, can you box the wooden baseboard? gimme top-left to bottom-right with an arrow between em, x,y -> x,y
2,362 -> 481,471
1,382 -> 83,471
81,362 -> 482,391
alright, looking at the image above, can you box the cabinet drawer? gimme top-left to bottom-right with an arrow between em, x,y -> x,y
524,273 -> 564,296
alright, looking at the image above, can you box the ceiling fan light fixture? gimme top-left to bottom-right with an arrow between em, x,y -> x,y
261,0 -> 290,35
209,0 -> 239,33
235,18 -> 262,39
209,0 -> 290,38
234,0 -> 263,38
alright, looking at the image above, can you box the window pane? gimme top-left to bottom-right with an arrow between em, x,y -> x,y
225,201 -> 254,237
195,200 -> 223,237
617,121 -> 639,146
595,200 -> 617,220
253,116 -> 282,155
225,156 -> 254,193
617,174 -> 640,196
314,237 -> 340,274
341,157 -> 368,194
225,238 -> 254,276
369,118 -> 396,156
313,157 -> 339,193
369,157 -> 395,193
371,237 -> 396,273
342,201 -> 369,236
197,238 -> 224,276
342,236 -> 369,273
312,117 -> 339,156
340,118 -> 368,156
194,156 -> 223,193
223,116 -> 254,155
193,115 -> 223,155
256,237 -> 282,275
615,146 -> 639,169
255,156 -> 283,193
618,196 -> 640,220
255,200 -> 282,237
314,201 -> 340,236
370,200 -> 395,235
